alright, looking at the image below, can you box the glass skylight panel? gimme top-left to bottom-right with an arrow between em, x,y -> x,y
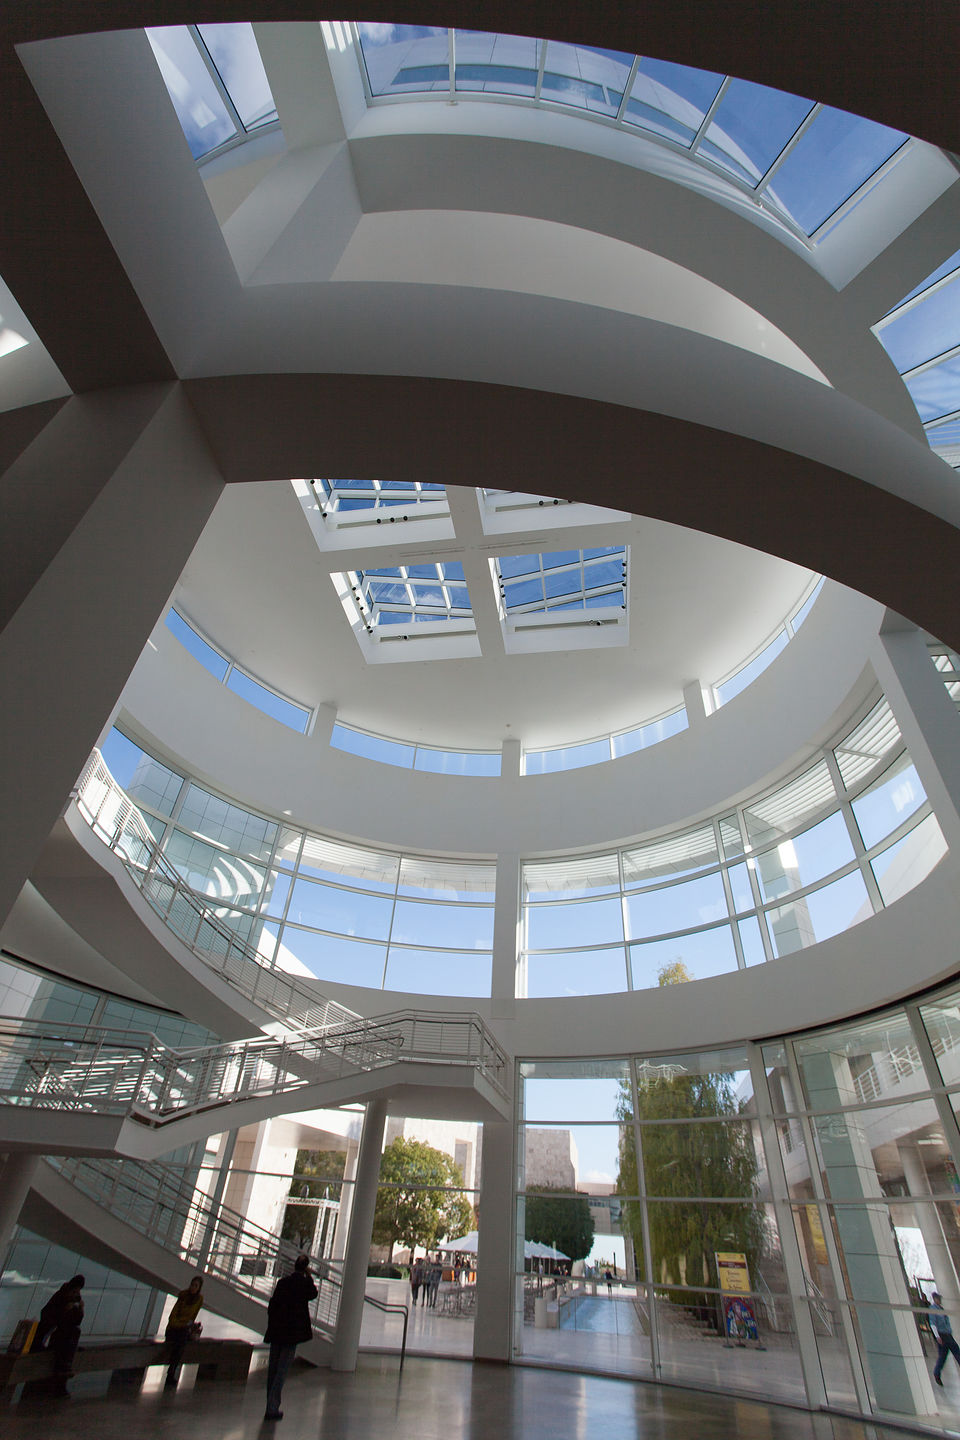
453,31 -> 541,96
195,23 -> 277,129
904,355 -> 960,423
349,22 -> 914,244
147,26 -> 238,158
876,268 -> 960,374
352,561 -> 472,627
146,23 -> 278,161
621,57 -> 723,146
311,477 -> 446,514
765,108 -> 908,235
357,23 -> 450,95
700,80 -> 814,187
874,249 -> 960,466
496,547 -> 626,614
539,43 -> 634,118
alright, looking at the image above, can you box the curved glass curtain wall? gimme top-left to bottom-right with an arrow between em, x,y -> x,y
354,25 -> 909,244
99,727 -> 496,998
875,247 -> 960,471
100,690 -> 944,1003
517,979 -> 960,1427
519,696 -> 946,996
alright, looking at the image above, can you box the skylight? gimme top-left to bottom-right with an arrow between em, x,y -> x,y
354,26 -> 909,243
495,548 -> 627,616
355,562 -> 472,626
146,23 -> 279,160
310,478 -> 447,514
874,247 -> 960,470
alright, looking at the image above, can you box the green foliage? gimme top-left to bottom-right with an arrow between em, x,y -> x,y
281,1148 -> 348,1249
524,1185 -> 595,1263
617,960 -> 764,1306
372,1136 -> 473,1258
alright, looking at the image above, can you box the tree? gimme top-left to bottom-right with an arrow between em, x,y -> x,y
281,1148 -> 347,1250
524,1185 -> 595,1263
617,961 -> 764,1311
372,1137 -> 473,1259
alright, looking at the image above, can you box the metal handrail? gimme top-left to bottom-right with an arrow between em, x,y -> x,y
51,1153 -> 343,1337
363,1293 -> 409,1365
0,1008 -> 508,1127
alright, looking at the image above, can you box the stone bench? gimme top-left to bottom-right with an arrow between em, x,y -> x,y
0,1336 -> 253,1391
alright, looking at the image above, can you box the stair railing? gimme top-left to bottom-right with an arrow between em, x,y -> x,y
50,1153 -> 343,1337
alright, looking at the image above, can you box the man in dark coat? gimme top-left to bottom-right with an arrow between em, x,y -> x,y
263,1254 -> 317,1421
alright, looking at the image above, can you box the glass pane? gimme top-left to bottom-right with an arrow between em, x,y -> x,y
414,747 -> 500,776
275,926 -> 386,986
612,708 -> 687,756
286,878 -> 393,940
298,834 -> 399,891
629,925 -> 738,989
624,58 -> 723,147
330,724 -> 415,768
645,1200 -> 773,1290
641,1120 -> 764,1199
146,26 -> 238,159
100,730 -> 183,815
523,854 -> 620,901
622,825 -> 718,888
524,948 -> 628,998
768,107 -> 907,234
871,814 -> 947,905
397,858 -> 495,901
196,22 -> 277,129
738,915 -> 767,967
357,23 -> 450,96
178,783 -> 277,859
879,272 -> 960,373
851,753 -> 925,849
834,698 -> 901,790
753,811 -> 855,903
519,1192 -> 602,1268
727,861 -> 754,913
525,896 -> 624,951
906,354 -> 960,423
702,80 -> 813,187
624,871 -> 727,940
454,30 -> 541,97
165,609 -> 228,679
522,1062 -> 630,1124
795,1011 -> 923,1109
525,1123 -> 630,1189
715,631 -> 788,706
226,669 -> 309,732
524,739 -> 610,773
384,947 -> 491,996
766,869 -> 870,957
540,42 -> 632,118
390,898 -> 493,950
919,991 -> 960,1086
633,1047 -> 753,1113
743,759 -> 835,846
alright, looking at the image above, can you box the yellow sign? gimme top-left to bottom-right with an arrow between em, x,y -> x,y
806,1204 -> 829,1266
715,1251 -> 751,1294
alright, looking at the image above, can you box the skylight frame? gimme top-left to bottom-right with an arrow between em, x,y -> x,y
352,561 -> 475,629
349,23 -> 911,249
494,547 -> 628,622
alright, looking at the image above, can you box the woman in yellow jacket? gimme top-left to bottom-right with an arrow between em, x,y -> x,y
164,1275 -> 204,1388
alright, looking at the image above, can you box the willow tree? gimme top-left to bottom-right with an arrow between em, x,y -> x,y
617,960 -> 764,1311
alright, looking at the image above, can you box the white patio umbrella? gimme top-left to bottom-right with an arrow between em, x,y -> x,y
439,1230 -> 480,1253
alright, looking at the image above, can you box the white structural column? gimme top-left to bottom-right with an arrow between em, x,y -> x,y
0,1153 -> 41,1259
330,1097 -> 388,1372
0,385 -> 225,930
491,851 -> 521,1005
800,1050 -> 935,1415
871,616 -> 960,853
473,1117 -> 516,1363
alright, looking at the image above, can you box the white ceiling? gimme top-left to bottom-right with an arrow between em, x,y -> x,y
174,479 -> 814,750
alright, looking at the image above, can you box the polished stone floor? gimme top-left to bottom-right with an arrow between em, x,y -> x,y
0,1353 -> 934,1440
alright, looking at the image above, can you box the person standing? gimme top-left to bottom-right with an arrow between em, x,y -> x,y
428,1257 -> 442,1308
929,1292 -> 960,1386
164,1275 -> 204,1389
410,1257 -> 423,1307
47,1278 -> 84,1395
264,1254 -> 317,1421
